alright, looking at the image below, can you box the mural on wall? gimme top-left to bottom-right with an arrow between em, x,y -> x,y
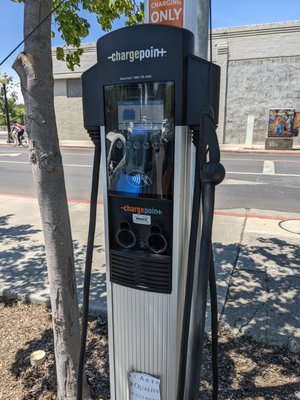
292,112 -> 300,137
268,109 -> 295,137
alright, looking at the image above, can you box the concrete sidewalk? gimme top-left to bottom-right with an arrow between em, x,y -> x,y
0,195 -> 107,314
0,194 -> 299,352
1,129 -> 300,152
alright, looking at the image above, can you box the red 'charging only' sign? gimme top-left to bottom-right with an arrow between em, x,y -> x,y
149,0 -> 184,28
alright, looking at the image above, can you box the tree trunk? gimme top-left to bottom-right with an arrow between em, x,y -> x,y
13,1 -> 90,398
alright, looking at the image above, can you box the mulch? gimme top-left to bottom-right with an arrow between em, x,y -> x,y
0,297 -> 299,399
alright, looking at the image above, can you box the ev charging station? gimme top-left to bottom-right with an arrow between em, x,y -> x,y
81,20 -> 224,400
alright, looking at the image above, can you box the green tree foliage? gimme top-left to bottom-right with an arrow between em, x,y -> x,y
11,0 -> 144,70
53,0 -> 144,70
0,74 -> 25,125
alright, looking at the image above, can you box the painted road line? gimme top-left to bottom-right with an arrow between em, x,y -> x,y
0,160 -> 298,176
263,160 -> 275,174
223,157 -> 300,163
0,192 -> 103,205
0,160 -> 92,167
226,171 -> 300,177
214,210 -> 300,221
64,163 -> 92,168
222,179 -> 264,185
0,161 -> 29,164
0,153 -> 21,157
61,151 -> 94,156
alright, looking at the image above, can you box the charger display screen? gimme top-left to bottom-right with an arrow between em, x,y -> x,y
104,81 -> 175,199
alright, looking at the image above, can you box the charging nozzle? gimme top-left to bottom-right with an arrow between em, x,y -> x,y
116,222 -> 137,249
201,161 -> 225,186
146,226 -> 168,254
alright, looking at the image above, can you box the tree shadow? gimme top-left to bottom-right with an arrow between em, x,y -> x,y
74,241 -> 107,315
10,314 -> 110,399
0,213 -> 107,311
85,318 -> 110,399
200,329 -> 300,399
10,327 -> 57,398
0,295 -> 20,308
0,214 -> 46,299
198,235 -> 300,398
1,212 -> 108,397
218,236 -> 300,351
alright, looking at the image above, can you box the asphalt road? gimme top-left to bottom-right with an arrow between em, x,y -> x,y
219,152 -> 300,212
1,145 -> 300,213
0,145 -> 97,202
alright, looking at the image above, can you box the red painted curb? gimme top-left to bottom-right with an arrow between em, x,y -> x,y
2,194 -> 298,221
214,210 -> 300,221
221,149 -> 300,155
0,193 -> 103,206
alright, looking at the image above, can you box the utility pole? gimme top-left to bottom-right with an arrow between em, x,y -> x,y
0,76 -> 11,142
144,1 -> 212,399
143,0 -> 210,58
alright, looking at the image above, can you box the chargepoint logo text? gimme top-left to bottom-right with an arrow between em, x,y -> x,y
107,47 -> 167,63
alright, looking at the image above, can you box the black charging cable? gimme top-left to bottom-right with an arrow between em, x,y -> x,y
187,111 -> 224,399
206,2 -> 222,393
177,109 -> 224,400
177,0 -> 221,394
77,133 -> 101,400
176,128 -> 204,400
209,246 -> 219,400
184,166 -> 216,399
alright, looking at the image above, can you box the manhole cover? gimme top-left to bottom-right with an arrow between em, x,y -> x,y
279,219 -> 300,235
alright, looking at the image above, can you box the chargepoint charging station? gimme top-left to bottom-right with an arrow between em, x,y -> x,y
81,23 -> 224,400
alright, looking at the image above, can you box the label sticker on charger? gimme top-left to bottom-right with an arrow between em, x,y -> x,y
129,372 -> 161,400
133,213 -> 151,225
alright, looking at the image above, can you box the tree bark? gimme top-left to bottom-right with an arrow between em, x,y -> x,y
13,1 -> 90,398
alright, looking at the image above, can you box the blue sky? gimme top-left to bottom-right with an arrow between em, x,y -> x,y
1,0 -> 300,101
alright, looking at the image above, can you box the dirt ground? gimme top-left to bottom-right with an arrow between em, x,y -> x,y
0,297 -> 299,400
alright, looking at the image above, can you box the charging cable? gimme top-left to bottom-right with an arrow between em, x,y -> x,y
77,133 -> 101,400
177,108 -> 225,400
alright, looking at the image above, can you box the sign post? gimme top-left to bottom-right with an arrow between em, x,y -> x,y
144,0 -> 210,58
148,0 -> 184,27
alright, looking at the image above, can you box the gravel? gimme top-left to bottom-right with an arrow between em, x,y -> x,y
0,297 -> 299,399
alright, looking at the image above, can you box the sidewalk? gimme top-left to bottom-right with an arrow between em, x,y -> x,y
0,194 -> 299,352
0,195 -> 106,314
1,130 -> 300,152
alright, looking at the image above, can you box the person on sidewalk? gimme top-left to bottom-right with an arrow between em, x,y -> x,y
11,122 -> 25,146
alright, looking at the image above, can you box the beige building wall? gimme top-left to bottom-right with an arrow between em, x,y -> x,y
53,43 -> 97,140
212,20 -> 300,144
52,21 -> 300,144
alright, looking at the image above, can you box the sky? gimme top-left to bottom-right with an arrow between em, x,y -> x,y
1,0 -> 300,102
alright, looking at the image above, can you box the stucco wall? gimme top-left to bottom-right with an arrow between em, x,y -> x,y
52,21 -> 300,143
54,81 -> 86,140
53,43 -> 96,141
212,20 -> 300,144
225,57 -> 300,143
